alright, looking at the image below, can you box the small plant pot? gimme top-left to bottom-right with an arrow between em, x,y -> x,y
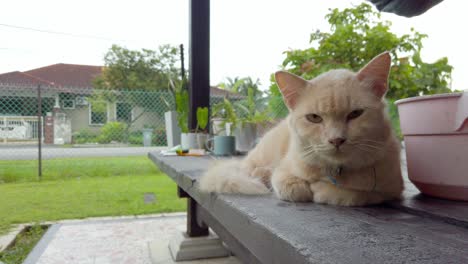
396,92 -> 468,201
211,118 -> 226,136
186,133 -> 199,149
234,122 -> 257,153
225,122 -> 233,137
181,133 -> 189,150
196,133 -> 208,150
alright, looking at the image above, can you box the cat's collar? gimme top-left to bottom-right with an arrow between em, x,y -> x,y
325,166 -> 342,186
324,166 -> 377,192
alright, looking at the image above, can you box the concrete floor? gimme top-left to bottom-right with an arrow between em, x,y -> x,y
22,214 -> 239,264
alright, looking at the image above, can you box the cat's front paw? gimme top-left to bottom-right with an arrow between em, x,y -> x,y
310,181 -> 382,206
272,175 -> 313,202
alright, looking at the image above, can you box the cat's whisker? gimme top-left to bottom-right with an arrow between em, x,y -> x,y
347,141 -> 380,150
302,145 -> 334,158
357,139 -> 386,145
354,146 -> 374,154
348,140 -> 385,150
303,144 -> 329,151
348,139 -> 385,146
355,144 -> 383,151
302,148 -> 317,155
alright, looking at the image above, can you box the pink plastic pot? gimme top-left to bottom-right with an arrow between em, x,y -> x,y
396,92 -> 468,201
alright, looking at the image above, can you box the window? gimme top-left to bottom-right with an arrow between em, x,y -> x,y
115,102 -> 133,123
62,99 -> 75,109
89,101 -> 108,125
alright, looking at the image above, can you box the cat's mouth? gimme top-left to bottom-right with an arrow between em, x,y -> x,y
325,146 -> 351,159
331,148 -> 346,155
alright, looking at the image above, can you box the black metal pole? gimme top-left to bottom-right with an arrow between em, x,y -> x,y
37,84 -> 42,180
180,44 -> 186,86
189,0 -> 210,132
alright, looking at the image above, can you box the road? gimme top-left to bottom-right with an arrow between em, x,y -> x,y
0,146 -> 166,160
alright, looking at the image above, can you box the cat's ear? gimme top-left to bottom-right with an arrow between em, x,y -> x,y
275,71 -> 308,109
357,52 -> 391,98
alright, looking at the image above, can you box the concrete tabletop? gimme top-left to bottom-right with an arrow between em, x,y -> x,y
149,152 -> 468,264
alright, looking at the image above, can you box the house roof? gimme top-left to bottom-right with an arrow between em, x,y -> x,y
24,63 -> 102,88
0,63 -> 101,94
210,86 -> 241,98
0,71 -> 55,87
0,63 -> 239,97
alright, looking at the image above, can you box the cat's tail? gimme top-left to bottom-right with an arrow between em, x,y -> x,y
199,159 -> 270,195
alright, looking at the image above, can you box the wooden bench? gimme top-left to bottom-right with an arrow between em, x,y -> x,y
148,152 -> 468,263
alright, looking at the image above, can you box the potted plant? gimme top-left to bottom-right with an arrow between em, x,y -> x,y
206,98 -> 237,155
163,77 -> 185,148
175,89 -> 192,150
164,44 -> 187,148
212,97 -> 238,136
232,87 -> 271,153
195,107 -> 209,149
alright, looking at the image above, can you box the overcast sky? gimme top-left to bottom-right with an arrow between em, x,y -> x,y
1,0 -> 466,91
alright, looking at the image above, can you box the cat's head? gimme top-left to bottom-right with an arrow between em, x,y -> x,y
275,52 -> 393,168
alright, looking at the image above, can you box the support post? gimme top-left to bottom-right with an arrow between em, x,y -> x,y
178,187 -> 209,237
158,187 -> 228,262
189,0 -> 210,132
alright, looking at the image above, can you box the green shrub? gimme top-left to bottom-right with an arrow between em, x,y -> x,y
73,129 -> 99,144
98,122 -> 128,143
128,131 -> 143,145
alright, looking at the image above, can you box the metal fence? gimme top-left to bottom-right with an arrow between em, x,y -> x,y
0,83 -> 283,177
0,83 -> 178,147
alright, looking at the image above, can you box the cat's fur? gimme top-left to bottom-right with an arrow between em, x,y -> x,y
199,52 -> 404,206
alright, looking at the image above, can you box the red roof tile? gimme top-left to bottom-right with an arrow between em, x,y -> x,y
0,71 -> 54,86
24,63 -> 102,88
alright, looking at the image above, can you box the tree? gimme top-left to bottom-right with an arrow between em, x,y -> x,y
219,77 -> 263,98
90,44 -> 180,141
269,2 -> 453,117
93,44 -> 180,91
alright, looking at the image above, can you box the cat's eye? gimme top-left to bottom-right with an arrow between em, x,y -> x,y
347,109 -> 364,121
305,113 -> 323,123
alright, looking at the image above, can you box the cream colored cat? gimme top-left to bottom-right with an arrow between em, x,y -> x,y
199,52 -> 404,206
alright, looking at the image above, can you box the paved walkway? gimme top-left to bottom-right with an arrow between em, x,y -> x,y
22,214 -> 239,264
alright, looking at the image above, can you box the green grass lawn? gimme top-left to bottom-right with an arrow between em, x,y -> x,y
0,156 -> 186,235
0,156 -> 160,183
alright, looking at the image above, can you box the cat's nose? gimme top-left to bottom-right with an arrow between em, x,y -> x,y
328,137 -> 346,148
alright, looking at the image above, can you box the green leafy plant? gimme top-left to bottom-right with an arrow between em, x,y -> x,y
98,122 -> 128,143
219,76 -> 263,97
175,90 -> 189,133
196,107 -> 209,132
214,98 -> 238,135
234,87 -> 271,126
72,129 -> 100,144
